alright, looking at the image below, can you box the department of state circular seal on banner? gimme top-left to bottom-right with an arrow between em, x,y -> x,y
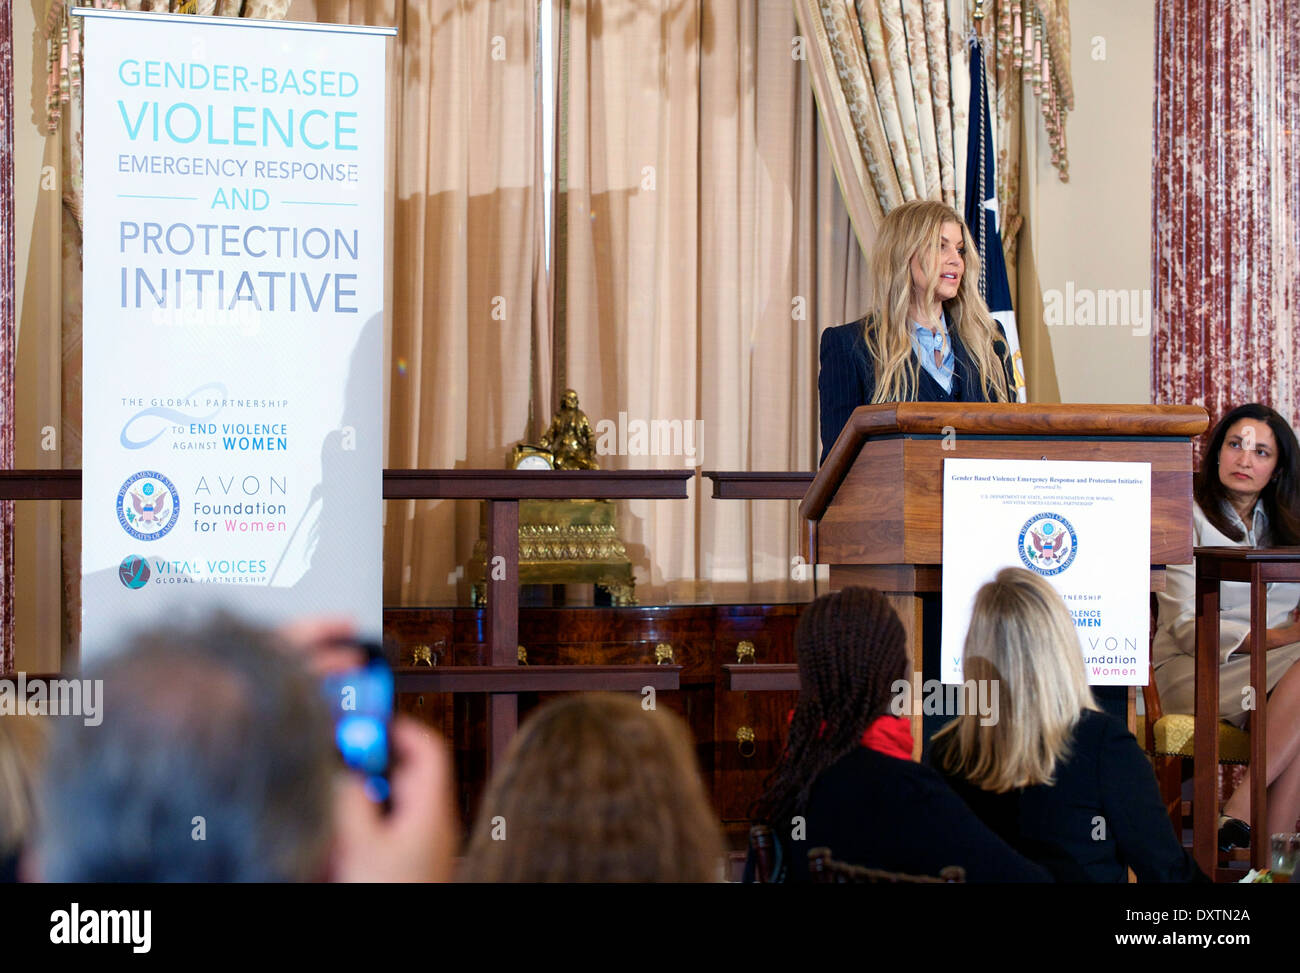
117,471 -> 180,542
1018,512 -> 1078,576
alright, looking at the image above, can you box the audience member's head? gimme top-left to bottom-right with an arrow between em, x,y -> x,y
753,586 -> 907,827
934,567 -> 1097,792
461,693 -> 724,882
1196,402 -> 1300,544
36,616 -> 338,882
0,714 -> 49,882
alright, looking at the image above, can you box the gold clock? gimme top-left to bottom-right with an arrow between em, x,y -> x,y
509,444 -> 555,470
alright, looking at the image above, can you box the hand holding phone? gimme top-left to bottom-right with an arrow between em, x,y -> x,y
321,642 -> 394,806
330,718 -> 456,883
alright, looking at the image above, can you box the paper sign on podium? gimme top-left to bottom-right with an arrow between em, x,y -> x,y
941,458 -> 1151,685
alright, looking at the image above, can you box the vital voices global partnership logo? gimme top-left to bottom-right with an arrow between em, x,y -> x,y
116,471 -> 181,541
1018,513 -> 1078,576
116,554 -> 271,588
118,555 -> 151,589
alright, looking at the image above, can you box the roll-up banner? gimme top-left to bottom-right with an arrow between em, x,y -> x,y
75,10 -> 394,657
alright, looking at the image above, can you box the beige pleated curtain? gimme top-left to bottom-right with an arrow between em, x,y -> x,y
307,0 -> 550,606
305,0 -> 869,606
555,1 -> 867,601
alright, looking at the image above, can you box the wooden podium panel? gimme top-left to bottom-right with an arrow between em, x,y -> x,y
801,403 -> 1209,758
816,438 -> 1195,567
804,404 -> 1206,569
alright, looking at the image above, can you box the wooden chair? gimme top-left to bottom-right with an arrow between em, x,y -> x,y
1140,591 -> 1250,839
1139,662 -> 1193,835
747,824 -> 781,883
806,848 -> 965,884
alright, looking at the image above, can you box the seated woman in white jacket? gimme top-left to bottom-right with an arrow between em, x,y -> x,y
1153,403 -> 1300,846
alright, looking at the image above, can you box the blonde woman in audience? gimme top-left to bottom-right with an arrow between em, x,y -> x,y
931,568 -> 1206,882
461,693 -> 725,882
0,715 -> 48,883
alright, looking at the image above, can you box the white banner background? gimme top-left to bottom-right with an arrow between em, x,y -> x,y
941,458 -> 1151,686
79,11 -> 390,657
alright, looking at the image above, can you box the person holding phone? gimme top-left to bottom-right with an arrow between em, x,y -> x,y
35,616 -> 455,884
280,617 -> 456,883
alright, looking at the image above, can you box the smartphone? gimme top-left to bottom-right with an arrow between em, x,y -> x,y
321,641 -> 394,808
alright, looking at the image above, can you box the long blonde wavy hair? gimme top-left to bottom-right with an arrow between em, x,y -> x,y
933,567 -> 1099,792
864,199 -> 1012,404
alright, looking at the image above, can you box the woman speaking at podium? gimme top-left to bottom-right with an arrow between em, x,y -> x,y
818,200 -> 1016,464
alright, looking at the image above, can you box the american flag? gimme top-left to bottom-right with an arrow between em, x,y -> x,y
964,37 -> 1027,402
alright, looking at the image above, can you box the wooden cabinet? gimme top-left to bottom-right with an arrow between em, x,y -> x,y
384,603 -> 805,847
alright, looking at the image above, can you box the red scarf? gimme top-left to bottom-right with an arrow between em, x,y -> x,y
785,710 -> 914,761
860,715 -> 914,760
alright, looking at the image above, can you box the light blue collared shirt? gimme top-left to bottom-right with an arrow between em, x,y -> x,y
910,316 -> 955,393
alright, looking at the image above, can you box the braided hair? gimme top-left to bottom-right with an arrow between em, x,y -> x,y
752,587 -> 909,828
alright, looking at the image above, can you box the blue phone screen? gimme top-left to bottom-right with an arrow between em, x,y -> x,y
323,661 -> 393,803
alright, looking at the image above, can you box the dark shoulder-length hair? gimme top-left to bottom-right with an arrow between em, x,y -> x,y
1195,403 -> 1300,545
751,587 -> 908,828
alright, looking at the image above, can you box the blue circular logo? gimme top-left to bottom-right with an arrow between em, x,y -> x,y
117,471 -> 180,542
1018,512 -> 1078,576
118,554 -> 151,589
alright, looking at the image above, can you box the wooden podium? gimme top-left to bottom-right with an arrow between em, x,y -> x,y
798,403 -> 1209,756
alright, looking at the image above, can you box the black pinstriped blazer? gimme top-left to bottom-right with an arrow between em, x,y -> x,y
818,317 -> 1014,465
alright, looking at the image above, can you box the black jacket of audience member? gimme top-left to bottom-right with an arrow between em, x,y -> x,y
752,746 -> 1052,883
931,710 -> 1208,883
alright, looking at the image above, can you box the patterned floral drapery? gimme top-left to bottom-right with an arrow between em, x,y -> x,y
1,0 -> 16,673
1152,0 -> 1300,430
792,0 -> 1071,230
43,0 -> 292,661
792,0 -> 970,243
981,0 -> 1071,273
